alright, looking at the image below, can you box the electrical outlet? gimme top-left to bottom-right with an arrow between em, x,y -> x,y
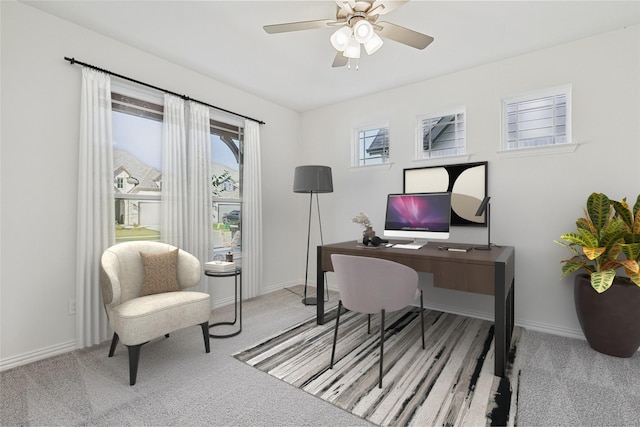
68,299 -> 76,315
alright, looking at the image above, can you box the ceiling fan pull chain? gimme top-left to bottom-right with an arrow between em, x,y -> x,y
346,58 -> 360,71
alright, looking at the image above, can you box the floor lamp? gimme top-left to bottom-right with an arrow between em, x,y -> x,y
293,165 -> 333,305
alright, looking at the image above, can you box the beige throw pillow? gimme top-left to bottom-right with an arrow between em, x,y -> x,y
139,249 -> 180,296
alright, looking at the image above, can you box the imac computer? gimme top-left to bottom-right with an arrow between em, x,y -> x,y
383,192 -> 451,249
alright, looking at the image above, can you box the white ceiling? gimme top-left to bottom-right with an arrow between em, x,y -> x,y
25,0 -> 640,112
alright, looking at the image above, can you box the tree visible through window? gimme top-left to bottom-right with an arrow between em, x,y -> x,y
210,121 -> 243,253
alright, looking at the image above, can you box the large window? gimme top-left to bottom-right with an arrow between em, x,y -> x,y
417,108 -> 466,159
502,85 -> 571,150
111,91 -> 243,253
353,124 -> 389,166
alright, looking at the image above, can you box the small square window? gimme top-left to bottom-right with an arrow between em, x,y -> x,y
502,85 -> 571,150
353,124 -> 389,166
417,108 -> 466,159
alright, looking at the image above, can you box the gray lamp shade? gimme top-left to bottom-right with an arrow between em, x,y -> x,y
293,165 -> 333,193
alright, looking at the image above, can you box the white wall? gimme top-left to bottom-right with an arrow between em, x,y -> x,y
300,25 -> 640,337
0,1 -> 303,368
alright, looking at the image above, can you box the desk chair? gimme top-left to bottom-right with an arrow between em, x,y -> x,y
330,254 -> 425,388
100,241 -> 211,385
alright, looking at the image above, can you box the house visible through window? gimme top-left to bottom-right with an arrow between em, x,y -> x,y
502,85 -> 570,150
417,108 -> 466,159
112,93 -> 163,243
111,91 -> 243,253
354,125 -> 389,166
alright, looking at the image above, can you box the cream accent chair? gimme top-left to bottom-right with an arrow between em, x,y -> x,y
100,241 -> 211,385
330,254 -> 425,388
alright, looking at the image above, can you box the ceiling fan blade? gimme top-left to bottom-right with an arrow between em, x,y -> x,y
335,0 -> 355,14
376,21 -> 434,49
263,19 -> 336,34
368,0 -> 409,16
332,52 -> 349,67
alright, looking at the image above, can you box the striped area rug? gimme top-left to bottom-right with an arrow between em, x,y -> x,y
234,307 -> 521,426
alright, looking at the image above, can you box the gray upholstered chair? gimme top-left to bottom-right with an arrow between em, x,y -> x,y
330,254 -> 425,388
100,241 -> 211,385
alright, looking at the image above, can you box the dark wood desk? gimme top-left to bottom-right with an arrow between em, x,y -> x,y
316,241 -> 515,377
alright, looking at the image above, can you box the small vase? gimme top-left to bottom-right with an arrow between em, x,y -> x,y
363,226 -> 376,239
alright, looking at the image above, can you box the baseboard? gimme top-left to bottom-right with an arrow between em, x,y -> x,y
514,318 -> 586,341
417,301 -> 589,343
263,280 -> 299,295
0,340 -> 76,372
421,301 -> 495,323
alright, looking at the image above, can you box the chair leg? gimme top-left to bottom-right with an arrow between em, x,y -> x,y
108,333 -> 119,357
126,343 -> 144,386
330,301 -> 343,368
379,309 -> 385,389
420,290 -> 425,349
367,314 -> 371,334
200,321 -> 211,353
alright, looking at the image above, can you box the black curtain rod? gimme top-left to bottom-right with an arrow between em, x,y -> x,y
64,56 -> 265,125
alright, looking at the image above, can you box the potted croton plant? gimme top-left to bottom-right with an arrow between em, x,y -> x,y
556,192 -> 640,357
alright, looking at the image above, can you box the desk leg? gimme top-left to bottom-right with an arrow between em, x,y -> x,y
317,246 -> 325,325
494,265 -> 514,377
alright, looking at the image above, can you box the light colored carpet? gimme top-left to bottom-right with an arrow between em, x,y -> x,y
0,286 -> 368,426
234,306 -> 522,426
2,285 -> 637,426
516,329 -> 640,426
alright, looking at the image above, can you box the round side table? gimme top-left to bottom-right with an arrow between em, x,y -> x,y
205,267 -> 242,338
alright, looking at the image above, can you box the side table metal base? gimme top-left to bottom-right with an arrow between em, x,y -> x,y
205,267 -> 242,339
209,321 -> 241,338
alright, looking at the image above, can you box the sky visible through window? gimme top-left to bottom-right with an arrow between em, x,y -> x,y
113,111 -> 238,171
112,112 -> 162,169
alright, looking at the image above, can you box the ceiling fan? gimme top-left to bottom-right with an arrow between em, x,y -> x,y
263,0 -> 434,68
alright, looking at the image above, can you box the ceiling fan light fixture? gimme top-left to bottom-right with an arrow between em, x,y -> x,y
353,19 -> 374,43
364,32 -> 384,55
330,26 -> 352,51
343,37 -> 361,58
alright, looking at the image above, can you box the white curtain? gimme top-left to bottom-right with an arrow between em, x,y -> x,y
242,120 -> 263,298
161,94 -> 188,247
76,68 -> 114,348
186,101 -> 212,290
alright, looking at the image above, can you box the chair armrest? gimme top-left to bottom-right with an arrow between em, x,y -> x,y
100,250 -> 122,306
177,250 -> 202,289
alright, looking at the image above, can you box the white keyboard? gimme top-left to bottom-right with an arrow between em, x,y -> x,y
392,243 -> 425,250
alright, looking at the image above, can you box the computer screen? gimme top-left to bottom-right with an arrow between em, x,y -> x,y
383,192 -> 451,245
